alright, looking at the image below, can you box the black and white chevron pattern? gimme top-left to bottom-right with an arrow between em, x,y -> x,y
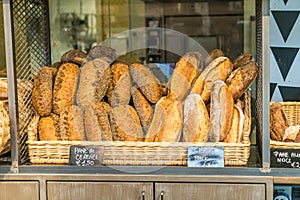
270,0 -> 300,101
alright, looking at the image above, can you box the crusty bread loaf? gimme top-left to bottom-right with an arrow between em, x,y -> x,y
223,105 -> 244,143
233,53 -> 254,70
106,62 -> 131,107
0,79 -> 8,100
0,100 -> 10,153
144,97 -> 173,142
39,113 -> 60,141
191,56 -> 233,104
84,105 -> 102,141
204,49 -> 224,67
168,52 -> 203,101
131,86 -> 154,132
94,102 -> 113,141
130,62 -> 162,104
283,125 -> 300,142
61,50 -> 87,66
154,99 -> 183,142
226,60 -> 258,100
59,105 -> 85,141
208,80 -> 234,142
110,105 -> 143,141
32,66 -> 57,116
183,94 -> 209,142
52,63 -> 79,115
76,58 -> 111,109
86,45 -> 117,64
270,102 -> 290,141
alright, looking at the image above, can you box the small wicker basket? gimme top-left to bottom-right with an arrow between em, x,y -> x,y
27,92 -> 252,166
270,102 -> 300,149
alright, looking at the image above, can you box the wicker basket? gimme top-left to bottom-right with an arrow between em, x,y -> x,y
270,102 -> 300,149
27,92 -> 251,166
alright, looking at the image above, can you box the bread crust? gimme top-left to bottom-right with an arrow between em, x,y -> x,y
270,102 -> 290,141
39,113 -> 60,141
223,105 -> 244,143
204,49 -> 224,67
168,52 -> 203,101
183,94 -> 209,142
94,102 -> 113,141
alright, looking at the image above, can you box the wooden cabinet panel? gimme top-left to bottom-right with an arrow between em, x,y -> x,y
155,183 -> 266,200
0,181 -> 39,200
47,181 -> 153,200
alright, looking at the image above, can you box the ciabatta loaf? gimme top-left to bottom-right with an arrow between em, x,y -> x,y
208,80 -> 234,142
183,94 -> 209,142
168,52 -> 203,101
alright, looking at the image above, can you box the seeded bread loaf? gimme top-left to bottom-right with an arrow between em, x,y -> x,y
39,113 -> 60,141
94,102 -> 113,141
84,105 -> 102,141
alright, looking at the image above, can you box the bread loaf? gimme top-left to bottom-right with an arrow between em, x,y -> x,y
226,60 -> 258,100
283,125 -> 300,142
86,45 -> 117,64
59,105 -> 85,141
76,59 -> 111,109
0,100 -> 10,153
39,113 -> 60,141
61,49 -> 87,66
208,80 -> 234,142
168,52 -> 203,101
270,102 -> 289,141
110,105 -> 143,141
183,94 -> 209,142
52,63 -> 79,115
233,53 -> 254,70
131,86 -> 153,132
154,99 -> 183,142
191,57 -> 233,104
223,105 -> 244,143
106,62 -> 131,107
84,105 -> 102,141
204,49 -> 224,67
94,102 -> 113,141
144,97 -> 171,142
130,62 -> 162,104
0,79 -> 8,100
32,66 -> 57,116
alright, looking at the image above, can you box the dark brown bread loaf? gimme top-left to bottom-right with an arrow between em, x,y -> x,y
76,58 -> 111,109
39,113 -> 60,141
59,105 -> 85,141
110,105 -> 143,141
226,60 -> 258,100
106,62 -> 131,107
52,63 -> 79,115
168,52 -> 203,101
183,94 -> 209,142
32,66 -> 57,116
94,102 -> 113,141
270,102 -> 290,141
233,53 -> 254,70
86,45 -> 117,64
130,62 -> 163,104
61,50 -> 87,66
191,56 -> 233,104
208,80 -> 234,142
131,86 -> 153,132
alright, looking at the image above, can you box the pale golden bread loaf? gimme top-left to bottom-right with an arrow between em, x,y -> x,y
223,105 -> 244,143
191,56 -> 233,104
183,94 -> 209,142
110,105 -> 143,141
130,62 -> 162,104
76,59 -> 111,109
208,80 -> 234,142
168,52 -> 203,101
52,63 -> 79,115
144,97 -> 173,142
59,105 -> 85,141
0,100 -> 10,153
154,99 -> 183,142
226,60 -> 258,100
106,62 -> 131,107
32,66 -> 57,116
0,79 -> 8,100
93,102 -> 113,141
131,86 -> 153,133
38,113 -> 60,141
283,125 -> 300,142
84,105 -> 102,141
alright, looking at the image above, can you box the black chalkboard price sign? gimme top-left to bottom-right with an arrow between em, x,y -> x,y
69,145 -> 104,166
271,148 -> 300,168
